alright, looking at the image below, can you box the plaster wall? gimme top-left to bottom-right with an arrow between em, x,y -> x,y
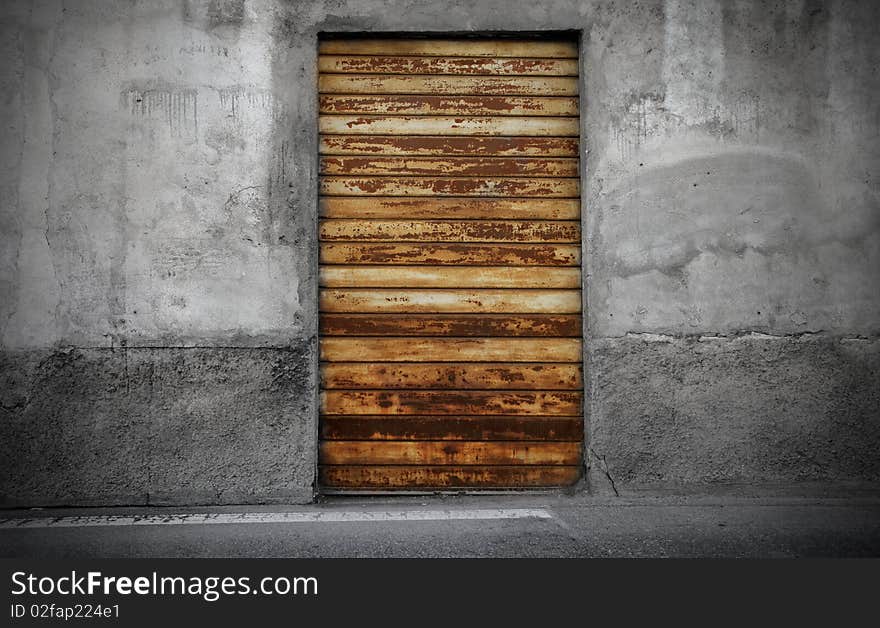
1,0 -> 877,504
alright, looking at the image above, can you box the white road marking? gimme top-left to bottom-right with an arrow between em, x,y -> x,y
0,508 -> 553,529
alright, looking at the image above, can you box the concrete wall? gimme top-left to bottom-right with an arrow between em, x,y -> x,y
1,0 -> 877,505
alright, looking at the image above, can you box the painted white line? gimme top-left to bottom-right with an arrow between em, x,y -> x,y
0,508 -> 553,529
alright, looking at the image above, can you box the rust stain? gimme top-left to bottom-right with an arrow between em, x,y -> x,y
320,416 -> 583,442
324,56 -> 575,77
318,39 -> 579,59
343,117 -> 376,128
320,135 -> 579,157
376,396 -> 394,409
319,440 -> 580,465
441,444 -> 458,456
491,367 -> 527,384
322,391 -> 583,416
319,156 -> 578,177
320,314 -> 583,337
320,197 -> 581,220
320,243 -> 580,265
319,219 -> 581,242
322,176 -> 578,197
318,465 -> 582,488
319,74 -> 578,96
320,95 -> 577,116
342,178 -> 386,194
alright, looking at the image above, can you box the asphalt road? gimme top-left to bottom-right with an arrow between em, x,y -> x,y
2,495 -> 879,558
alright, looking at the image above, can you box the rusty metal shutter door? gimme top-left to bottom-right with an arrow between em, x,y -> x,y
317,37 -> 583,490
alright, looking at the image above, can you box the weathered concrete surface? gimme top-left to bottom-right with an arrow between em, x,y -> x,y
586,0 -> 880,337
0,343 -> 316,506
0,0 -> 878,504
587,335 -> 880,494
2,496 -> 879,558
579,0 -> 879,492
0,0 -> 320,505
1,0 -> 312,349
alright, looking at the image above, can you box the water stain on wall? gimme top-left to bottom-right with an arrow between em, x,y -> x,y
217,86 -> 274,119
122,82 -> 199,138
611,89 -> 762,162
183,0 -> 246,35
216,86 -> 287,125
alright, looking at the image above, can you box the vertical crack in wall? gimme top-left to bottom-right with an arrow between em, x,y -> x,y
589,447 -> 620,496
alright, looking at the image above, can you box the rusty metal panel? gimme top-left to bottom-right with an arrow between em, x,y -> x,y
319,220 -> 580,243
319,39 -> 579,58
321,363 -> 583,390
319,115 -> 578,136
318,465 -> 582,489
319,75 -> 577,96
319,337 -> 583,362
321,416 -> 585,441
319,197 -> 580,220
320,176 -> 579,197
320,391 -> 582,416
319,289 -> 583,314
319,243 -> 581,266
320,156 -> 579,177
319,266 -> 581,288
320,441 -> 581,465
317,36 -> 582,490
320,95 -> 579,116
320,135 -> 579,157
319,314 -> 583,337
318,55 -> 578,76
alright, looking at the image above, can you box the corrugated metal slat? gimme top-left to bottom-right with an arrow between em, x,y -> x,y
318,37 -> 582,490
